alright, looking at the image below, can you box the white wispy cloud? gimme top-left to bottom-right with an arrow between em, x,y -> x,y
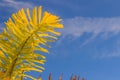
60,17 -> 120,58
97,39 -> 120,58
0,0 -> 34,10
95,47 -> 120,58
60,17 -> 120,45
63,17 -> 120,38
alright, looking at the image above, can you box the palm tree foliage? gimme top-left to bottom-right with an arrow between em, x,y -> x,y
0,6 -> 63,80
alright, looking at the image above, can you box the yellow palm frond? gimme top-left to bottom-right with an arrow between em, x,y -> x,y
0,6 -> 63,80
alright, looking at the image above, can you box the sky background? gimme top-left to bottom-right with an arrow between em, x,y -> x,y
0,0 -> 120,80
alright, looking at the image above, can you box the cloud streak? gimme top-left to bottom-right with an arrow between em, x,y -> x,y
63,17 -> 120,38
59,17 -> 120,45
60,17 -> 120,58
95,46 -> 120,59
0,0 -> 34,10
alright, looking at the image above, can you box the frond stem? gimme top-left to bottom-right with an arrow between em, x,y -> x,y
9,34 -> 33,79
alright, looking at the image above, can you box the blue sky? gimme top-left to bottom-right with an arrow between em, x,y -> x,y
1,0 -> 120,80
